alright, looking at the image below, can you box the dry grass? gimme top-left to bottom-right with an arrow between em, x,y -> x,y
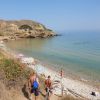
0,51 -> 34,88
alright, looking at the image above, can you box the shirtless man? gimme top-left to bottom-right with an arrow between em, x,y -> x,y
28,73 -> 39,100
45,75 -> 52,100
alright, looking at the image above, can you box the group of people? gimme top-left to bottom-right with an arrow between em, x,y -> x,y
28,73 -> 52,100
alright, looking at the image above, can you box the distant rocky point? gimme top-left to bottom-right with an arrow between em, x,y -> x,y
0,19 -> 56,40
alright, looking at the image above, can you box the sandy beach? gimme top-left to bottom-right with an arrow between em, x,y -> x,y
0,41 -> 100,100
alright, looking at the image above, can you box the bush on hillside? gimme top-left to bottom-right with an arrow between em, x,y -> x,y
0,55 -> 32,80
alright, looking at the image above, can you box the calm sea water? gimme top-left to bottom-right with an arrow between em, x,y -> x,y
6,31 -> 100,82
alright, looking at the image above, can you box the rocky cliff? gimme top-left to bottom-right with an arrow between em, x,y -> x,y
0,20 -> 56,39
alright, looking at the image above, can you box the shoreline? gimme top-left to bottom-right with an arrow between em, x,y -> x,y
37,59 -> 100,90
0,41 -> 100,99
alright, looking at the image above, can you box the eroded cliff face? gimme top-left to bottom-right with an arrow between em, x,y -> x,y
0,20 -> 56,39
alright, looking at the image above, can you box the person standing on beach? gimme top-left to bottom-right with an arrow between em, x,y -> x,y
28,73 -> 39,100
45,75 -> 52,100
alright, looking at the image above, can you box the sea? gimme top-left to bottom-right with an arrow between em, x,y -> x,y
6,31 -> 100,83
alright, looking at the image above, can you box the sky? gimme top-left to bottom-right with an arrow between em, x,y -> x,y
0,0 -> 100,32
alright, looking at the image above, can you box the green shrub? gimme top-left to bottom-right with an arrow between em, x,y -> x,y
0,58 -> 31,80
19,25 -> 33,30
0,59 -> 21,79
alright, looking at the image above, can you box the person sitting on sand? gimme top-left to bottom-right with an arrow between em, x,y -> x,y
28,72 -> 39,100
45,75 -> 52,100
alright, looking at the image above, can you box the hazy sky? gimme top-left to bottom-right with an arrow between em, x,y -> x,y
0,0 -> 100,31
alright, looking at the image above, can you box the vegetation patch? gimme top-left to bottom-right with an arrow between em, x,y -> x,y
0,53 -> 32,81
19,25 -> 33,31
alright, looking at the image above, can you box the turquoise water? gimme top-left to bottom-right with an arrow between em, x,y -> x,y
6,31 -> 100,82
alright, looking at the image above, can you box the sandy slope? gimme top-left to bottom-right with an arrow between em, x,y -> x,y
0,81 -> 60,100
0,82 -> 27,100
